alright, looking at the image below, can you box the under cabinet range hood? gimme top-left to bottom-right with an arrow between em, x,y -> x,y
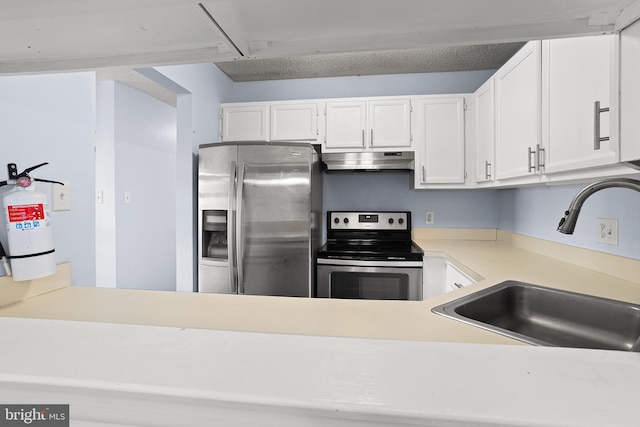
323,151 -> 414,172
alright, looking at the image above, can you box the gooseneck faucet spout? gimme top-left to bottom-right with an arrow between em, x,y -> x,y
557,178 -> 640,234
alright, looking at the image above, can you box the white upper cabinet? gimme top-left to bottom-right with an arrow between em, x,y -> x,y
270,103 -> 318,141
324,98 -> 411,151
474,78 -> 495,183
413,96 -> 466,186
369,99 -> 412,148
221,102 -> 320,142
541,35 -> 618,173
620,19 -> 640,163
221,104 -> 269,141
494,41 -> 543,181
324,101 -> 367,149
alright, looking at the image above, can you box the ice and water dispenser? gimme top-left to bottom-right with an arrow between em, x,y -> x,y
201,210 -> 228,260
199,209 -> 233,293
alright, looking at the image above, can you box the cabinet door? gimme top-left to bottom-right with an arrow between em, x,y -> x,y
270,103 -> 318,141
325,101 -> 367,149
495,41 -> 542,180
621,19 -> 640,163
445,262 -> 474,293
475,79 -> 495,183
369,99 -> 412,148
542,36 -> 617,173
415,97 -> 465,184
221,105 -> 269,142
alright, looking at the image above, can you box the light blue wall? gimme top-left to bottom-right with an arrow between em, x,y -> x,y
156,63 -> 233,144
499,185 -> 640,260
112,82 -> 177,290
0,72 -> 96,284
229,70 -> 494,102
324,173 -> 499,228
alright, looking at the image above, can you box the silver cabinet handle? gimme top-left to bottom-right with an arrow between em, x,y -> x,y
370,129 -> 373,147
536,144 -> 545,171
485,161 -> 492,180
421,166 -> 426,183
594,101 -> 610,150
528,147 -> 536,173
361,129 -> 365,147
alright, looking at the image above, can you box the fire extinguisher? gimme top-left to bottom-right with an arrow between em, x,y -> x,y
0,162 -> 63,281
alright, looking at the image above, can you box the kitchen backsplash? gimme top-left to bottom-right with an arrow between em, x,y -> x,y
323,173 -> 640,261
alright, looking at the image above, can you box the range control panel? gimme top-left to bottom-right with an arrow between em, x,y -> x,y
328,211 -> 410,231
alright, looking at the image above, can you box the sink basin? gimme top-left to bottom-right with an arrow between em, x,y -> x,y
432,280 -> 640,351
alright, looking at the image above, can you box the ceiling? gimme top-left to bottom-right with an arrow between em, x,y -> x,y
1,0 -> 639,83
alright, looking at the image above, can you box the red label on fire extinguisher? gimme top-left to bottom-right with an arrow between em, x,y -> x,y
7,204 -> 46,223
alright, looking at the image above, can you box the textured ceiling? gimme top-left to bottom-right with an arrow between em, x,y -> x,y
2,0 -> 638,78
214,42 -> 526,81
3,0 -> 639,103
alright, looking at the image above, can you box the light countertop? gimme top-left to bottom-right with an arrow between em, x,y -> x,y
1,234 -> 639,426
1,233 -> 638,345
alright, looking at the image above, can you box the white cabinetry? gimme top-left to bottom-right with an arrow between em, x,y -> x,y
221,104 -> 269,141
423,255 -> 477,298
324,98 -> 412,151
494,41 -> 543,181
620,19 -> 640,163
474,79 -> 495,183
445,262 -> 474,293
270,103 -> 319,141
541,35 -> 618,173
324,101 -> 367,149
413,96 -> 466,186
221,102 -> 320,142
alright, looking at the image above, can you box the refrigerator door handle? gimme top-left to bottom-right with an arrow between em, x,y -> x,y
236,162 -> 245,294
228,161 -> 237,293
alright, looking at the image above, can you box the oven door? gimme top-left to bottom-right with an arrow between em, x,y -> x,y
316,259 -> 423,301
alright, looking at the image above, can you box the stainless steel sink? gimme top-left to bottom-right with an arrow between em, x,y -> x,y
432,280 -> 640,351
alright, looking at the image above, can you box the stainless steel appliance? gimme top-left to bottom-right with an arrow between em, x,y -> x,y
198,142 -> 322,297
316,211 -> 423,300
322,151 -> 414,172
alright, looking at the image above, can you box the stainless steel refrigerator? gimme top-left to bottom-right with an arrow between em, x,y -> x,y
198,142 -> 322,297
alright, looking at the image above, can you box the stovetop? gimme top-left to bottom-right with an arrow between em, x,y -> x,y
318,211 -> 423,261
318,240 -> 423,261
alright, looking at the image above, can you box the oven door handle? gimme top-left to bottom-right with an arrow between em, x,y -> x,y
316,258 -> 423,267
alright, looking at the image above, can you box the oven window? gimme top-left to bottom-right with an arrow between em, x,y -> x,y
330,272 -> 409,300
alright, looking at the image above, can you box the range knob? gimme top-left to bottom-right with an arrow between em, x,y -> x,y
398,218 -> 404,224
333,217 -> 339,224
388,218 -> 394,224
344,218 -> 349,224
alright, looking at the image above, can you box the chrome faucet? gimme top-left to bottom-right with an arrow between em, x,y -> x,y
557,178 -> 640,234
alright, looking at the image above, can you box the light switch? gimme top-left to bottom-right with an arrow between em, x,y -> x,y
124,191 -> 131,204
52,182 -> 71,211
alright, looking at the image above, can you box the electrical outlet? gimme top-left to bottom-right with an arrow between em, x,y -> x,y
597,218 -> 618,245
426,211 -> 434,225
52,181 -> 71,211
